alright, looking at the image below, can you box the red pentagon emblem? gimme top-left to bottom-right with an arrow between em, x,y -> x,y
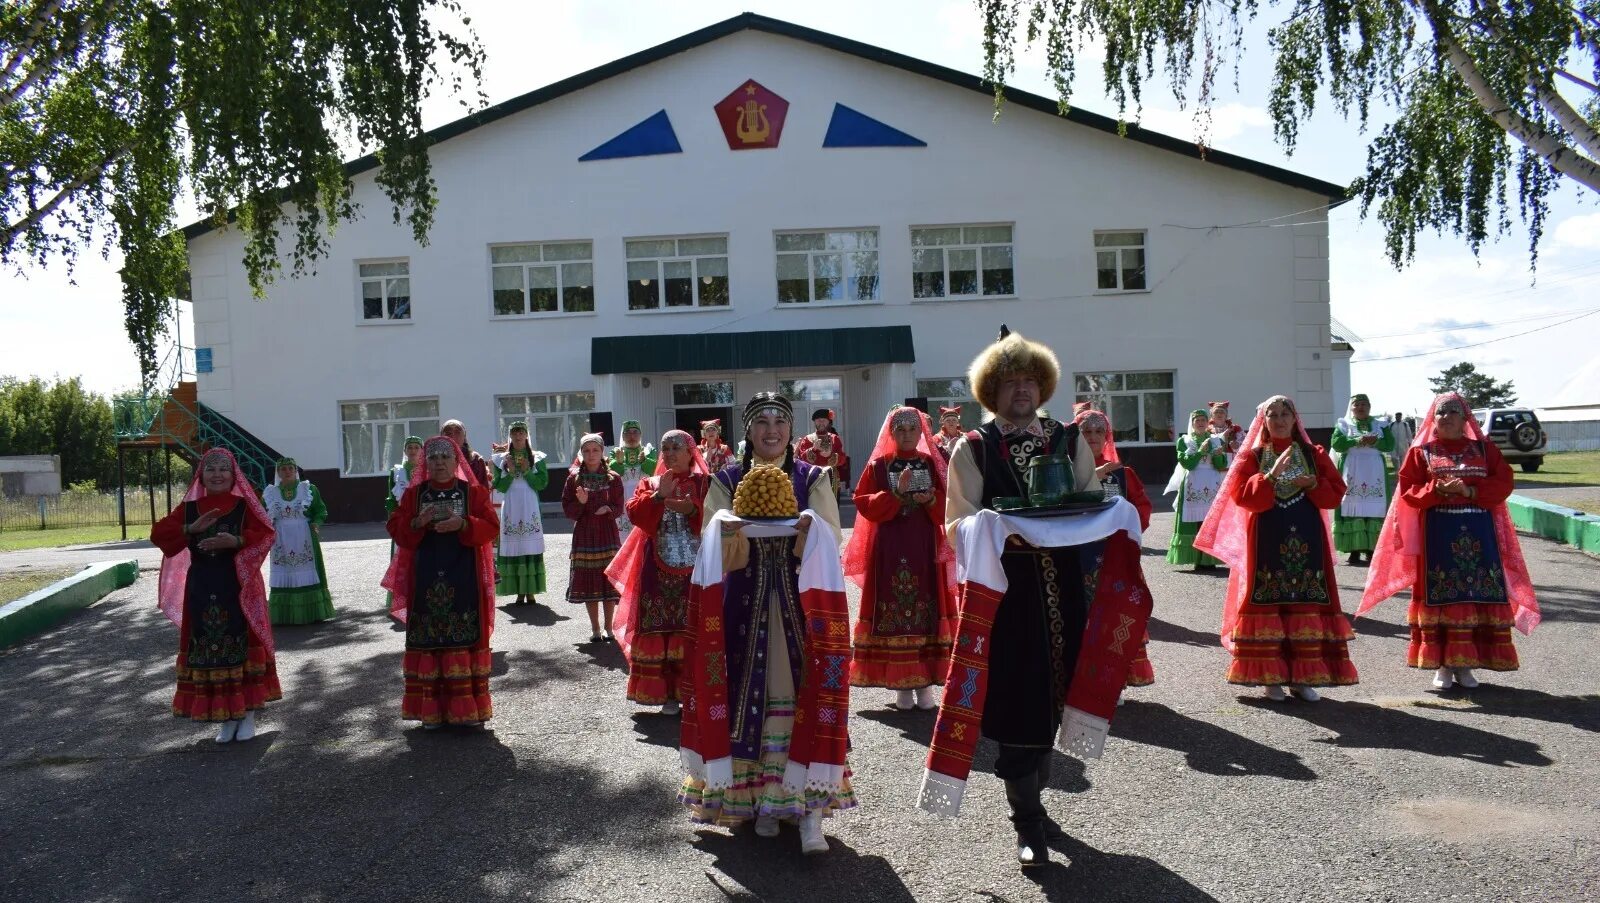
715,80 -> 788,150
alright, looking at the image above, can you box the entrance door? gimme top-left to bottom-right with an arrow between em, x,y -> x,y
676,405 -> 733,438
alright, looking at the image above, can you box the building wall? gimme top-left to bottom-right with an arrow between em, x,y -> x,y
186,29 -> 1332,516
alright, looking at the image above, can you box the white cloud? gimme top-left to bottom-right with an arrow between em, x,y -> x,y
1134,102 -> 1271,145
1552,212 -> 1600,250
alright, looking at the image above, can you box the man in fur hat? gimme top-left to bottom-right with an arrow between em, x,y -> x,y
942,326 -> 1097,867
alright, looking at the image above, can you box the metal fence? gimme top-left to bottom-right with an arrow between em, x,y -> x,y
0,485 -> 190,531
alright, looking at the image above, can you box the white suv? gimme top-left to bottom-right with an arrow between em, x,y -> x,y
1473,408 -> 1547,473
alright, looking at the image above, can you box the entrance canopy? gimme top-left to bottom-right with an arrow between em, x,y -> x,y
590,326 -> 914,375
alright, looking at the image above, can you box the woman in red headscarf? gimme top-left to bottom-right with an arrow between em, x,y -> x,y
1074,404 -> 1155,689
1195,395 -> 1359,702
151,448 -> 280,743
1359,392 -> 1539,690
607,429 -> 711,713
383,435 -> 501,728
843,406 -> 958,710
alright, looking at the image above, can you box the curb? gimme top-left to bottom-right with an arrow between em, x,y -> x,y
0,560 -> 138,648
1507,494 -> 1600,556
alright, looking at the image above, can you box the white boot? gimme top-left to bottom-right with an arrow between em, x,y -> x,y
1454,668 -> 1479,689
234,712 -> 256,741
1291,685 -> 1321,703
799,812 -> 828,855
753,815 -> 780,838
1432,667 -> 1455,690
913,686 -> 938,710
214,720 -> 239,744
1263,685 -> 1288,702
662,701 -> 681,715
894,689 -> 915,710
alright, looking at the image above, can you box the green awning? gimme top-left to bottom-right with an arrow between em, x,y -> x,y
591,326 -> 915,375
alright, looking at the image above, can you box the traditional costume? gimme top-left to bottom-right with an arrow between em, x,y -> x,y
492,423 -> 549,603
1165,410 -> 1228,568
1074,405 -> 1155,688
699,419 -> 733,474
562,433 -> 624,626
795,408 -> 849,493
679,392 -> 851,855
842,406 -> 958,708
609,420 -> 658,541
1208,401 -> 1245,461
385,437 -> 422,617
607,430 -> 710,710
1359,392 -> 1539,690
382,436 -> 500,726
935,405 -> 965,462
151,448 -> 281,742
1330,394 -> 1396,563
262,459 -> 334,625
920,327 -> 1152,869
1195,395 -> 1359,702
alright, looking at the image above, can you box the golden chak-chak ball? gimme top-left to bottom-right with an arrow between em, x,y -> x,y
734,464 -> 798,518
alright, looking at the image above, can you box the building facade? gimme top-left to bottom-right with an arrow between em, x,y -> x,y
182,15 -> 1344,520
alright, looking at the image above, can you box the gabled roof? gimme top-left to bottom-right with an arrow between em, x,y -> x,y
182,12 -> 1346,241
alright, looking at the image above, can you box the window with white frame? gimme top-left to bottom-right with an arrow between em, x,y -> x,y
357,260 -> 411,321
340,398 -> 439,476
626,236 -> 730,310
490,241 -> 595,316
496,392 -> 596,466
1094,231 -> 1147,291
775,229 -> 880,304
911,225 -> 1015,299
1073,371 -> 1174,445
915,378 -> 984,430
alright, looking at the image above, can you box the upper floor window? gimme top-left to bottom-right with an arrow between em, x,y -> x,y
340,397 -> 439,476
776,229 -> 880,304
1073,371 -> 1174,445
626,236 -> 730,311
491,241 -> 594,316
1094,231 -> 1146,291
911,225 -> 1015,299
358,260 -> 411,321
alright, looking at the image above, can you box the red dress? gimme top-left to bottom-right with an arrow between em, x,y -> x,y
620,471 -> 709,703
797,431 -> 850,489
151,495 -> 282,721
1095,455 -> 1155,686
1396,438 -> 1519,670
1225,438 -> 1360,688
562,466 -> 624,604
387,478 -> 500,724
848,452 -> 956,688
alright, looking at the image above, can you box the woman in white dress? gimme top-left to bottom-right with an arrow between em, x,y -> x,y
492,421 -> 549,605
263,458 -> 334,624
1166,409 -> 1228,570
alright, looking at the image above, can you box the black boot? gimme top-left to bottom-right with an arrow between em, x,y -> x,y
1004,774 -> 1049,868
1035,754 -> 1068,841
1347,551 -> 1362,566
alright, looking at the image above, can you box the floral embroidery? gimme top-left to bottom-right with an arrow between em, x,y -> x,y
416,578 -> 478,645
1426,526 -> 1509,604
190,599 -> 246,668
1251,527 -> 1330,604
875,557 -> 932,636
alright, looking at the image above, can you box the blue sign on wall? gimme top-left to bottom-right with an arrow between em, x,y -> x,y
195,347 -> 213,374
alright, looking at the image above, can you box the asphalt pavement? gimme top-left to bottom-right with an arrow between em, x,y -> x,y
1,514 -> 1597,902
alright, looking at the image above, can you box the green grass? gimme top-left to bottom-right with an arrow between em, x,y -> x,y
0,525 -> 139,552
1548,496 -> 1600,516
1515,450 -> 1600,487
0,567 -> 77,605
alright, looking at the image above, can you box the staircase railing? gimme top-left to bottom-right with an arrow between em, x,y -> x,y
113,343 -> 194,439
191,402 -> 281,489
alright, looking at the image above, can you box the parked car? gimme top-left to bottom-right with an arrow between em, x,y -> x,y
1473,408 -> 1547,472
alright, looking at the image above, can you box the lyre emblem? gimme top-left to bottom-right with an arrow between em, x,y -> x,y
734,84 -> 770,143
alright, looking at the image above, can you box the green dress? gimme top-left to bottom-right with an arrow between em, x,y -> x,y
1166,432 -> 1227,567
494,449 -> 549,595
263,479 -> 335,624
1330,417 -> 1396,553
385,462 -> 414,610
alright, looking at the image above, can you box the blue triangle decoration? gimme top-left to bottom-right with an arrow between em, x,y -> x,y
822,104 -> 927,148
579,110 -> 682,162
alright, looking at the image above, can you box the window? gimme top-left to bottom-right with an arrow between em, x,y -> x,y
911,225 -> 1015,299
358,260 -> 411,321
490,241 -> 594,316
916,378 -> 984,430
1094,231 -> 1146,291
626,236 -> 730,310
1074,371 -> 1174,445
496,392 -> 595,466
672,381 -> 735,406
340,398 -> 439,476
775,229 -> 880,304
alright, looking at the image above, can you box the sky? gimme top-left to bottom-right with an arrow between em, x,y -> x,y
3,0 -> 1596,416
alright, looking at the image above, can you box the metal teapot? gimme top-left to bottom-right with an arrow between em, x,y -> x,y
1024,453 -> 1075,507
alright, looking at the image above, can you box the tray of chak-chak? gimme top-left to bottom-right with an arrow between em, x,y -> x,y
992,492 -> 1117,518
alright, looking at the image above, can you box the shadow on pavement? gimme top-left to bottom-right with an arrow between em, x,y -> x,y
1530,583 -> 1600,624
1113,701 -> 1317,781
849,708 -> 1092,792
1026,832 -> 1223,902
499,600 -> 570,626
691,830 -> 918,902
1350,613 -> 1410,640
1146,616 -> 1221,648
1414,685 -> 1600,734
1244,697 -> 1554,766
630,711 -> 682,748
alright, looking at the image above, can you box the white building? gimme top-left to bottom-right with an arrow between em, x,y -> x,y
180,13 -> 1345,519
